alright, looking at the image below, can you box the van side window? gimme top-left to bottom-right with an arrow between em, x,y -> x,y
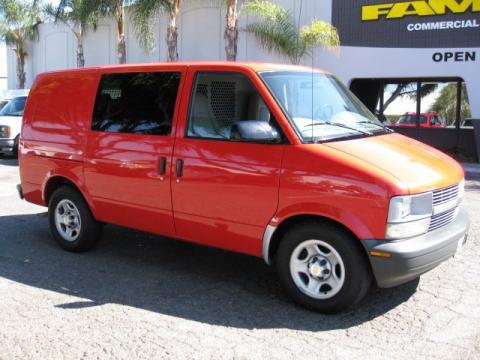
186,72 -> 278,141
92,72 -> 181,135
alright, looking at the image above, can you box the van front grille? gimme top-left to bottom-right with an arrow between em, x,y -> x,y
429,207 -> 457,232
432,183 -> 459,206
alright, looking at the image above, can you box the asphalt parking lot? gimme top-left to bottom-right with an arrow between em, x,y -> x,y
1,156 -> 479,360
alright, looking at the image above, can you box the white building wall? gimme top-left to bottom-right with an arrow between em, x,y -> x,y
6,0 -> 331,89
0,42 -> 7,98
5,0 -> 480,119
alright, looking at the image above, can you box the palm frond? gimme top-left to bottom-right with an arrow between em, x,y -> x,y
131,0 -> 172,51
243,1 -> 341,64
300,20 -> 339,53
243,0 -> 302,63
0,0 -> 41,44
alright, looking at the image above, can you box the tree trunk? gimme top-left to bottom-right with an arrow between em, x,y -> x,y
116,7 -> 126,64
224,0 -> 238,61
14,48 -> 26,89
166,14 -> 178,62
76,40 -> 85,68
383,84 -> 407,111
117,34 -> 126,64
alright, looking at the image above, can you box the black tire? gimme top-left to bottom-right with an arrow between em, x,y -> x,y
48,186 -> 102,252
12,136 -> 19,158
276,221 -> 372,313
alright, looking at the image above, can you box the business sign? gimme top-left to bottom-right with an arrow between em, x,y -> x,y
332,0 -> 480,48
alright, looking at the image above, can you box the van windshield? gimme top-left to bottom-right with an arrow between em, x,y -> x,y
259,71 -> 390,143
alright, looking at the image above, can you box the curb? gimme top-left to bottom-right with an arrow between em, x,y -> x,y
462,163 -> 480,175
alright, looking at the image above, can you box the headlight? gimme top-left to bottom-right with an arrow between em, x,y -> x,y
0,125 -> 11,138
386,192 -> 433,240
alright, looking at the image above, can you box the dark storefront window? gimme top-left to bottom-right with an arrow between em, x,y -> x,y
350,78 -> 476,161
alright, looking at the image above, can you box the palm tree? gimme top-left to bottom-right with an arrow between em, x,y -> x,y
224,0 -> 240,61
91,0 -> 126,63
0,0 -> 41,89
131,0 -> 179,62
133,0 -> 243,62
44,0 -> 100,67
243,0 -> 339,65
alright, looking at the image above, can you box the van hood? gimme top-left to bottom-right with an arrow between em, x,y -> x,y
324,133 -> 464,194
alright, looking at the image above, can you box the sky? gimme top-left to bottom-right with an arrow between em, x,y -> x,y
383,83 -> 448,115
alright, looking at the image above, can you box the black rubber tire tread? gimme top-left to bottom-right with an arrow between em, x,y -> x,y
13,136 -> 19,158
48,186 -> 102,252
276,221 -> 372,313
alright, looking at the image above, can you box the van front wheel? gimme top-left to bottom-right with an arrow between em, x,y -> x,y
48,186 -> 102,252
276,222 -> 371,313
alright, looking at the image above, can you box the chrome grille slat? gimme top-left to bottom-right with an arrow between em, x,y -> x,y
432,184 -> 459,204
428,208 -> 457,232
428,183 -> 461,232
433,194 -> 458,205
433,189 -> 458,201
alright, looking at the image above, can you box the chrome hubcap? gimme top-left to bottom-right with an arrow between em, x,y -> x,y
290,239 -> 345,299
54,199 -> 81,242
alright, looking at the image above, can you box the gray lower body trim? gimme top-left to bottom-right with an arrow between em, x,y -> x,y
262,224 -> 277,265
362,207 -> 470,288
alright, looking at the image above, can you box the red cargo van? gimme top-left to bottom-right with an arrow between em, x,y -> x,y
18,62 -> 469,313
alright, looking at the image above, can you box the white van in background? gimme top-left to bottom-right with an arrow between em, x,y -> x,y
0,91 -> 29,157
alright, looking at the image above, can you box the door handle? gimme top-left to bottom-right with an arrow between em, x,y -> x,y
159,157 -> 167,175
176,159 -> 184,178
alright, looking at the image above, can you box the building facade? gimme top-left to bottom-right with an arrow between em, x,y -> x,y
6,0 -> 480,160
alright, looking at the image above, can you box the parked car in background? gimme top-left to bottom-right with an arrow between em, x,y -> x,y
0,95 -> 28,157
18,63 -> 469,313
393,112 -> 445,128
0,99 -> 9,110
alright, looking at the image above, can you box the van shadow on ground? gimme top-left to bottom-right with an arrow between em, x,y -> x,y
0,212 -> 419,331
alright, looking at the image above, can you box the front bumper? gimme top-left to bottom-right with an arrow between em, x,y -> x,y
0,138 -> 15,154
362,207 -> 469,288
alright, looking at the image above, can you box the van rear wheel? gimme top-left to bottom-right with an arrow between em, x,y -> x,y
48,186 -> 102,252
276,222 -> 372,313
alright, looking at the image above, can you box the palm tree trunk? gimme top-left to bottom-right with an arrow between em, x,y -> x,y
76,43 -> 85,68
76,35 -> 85,68
116,5 -> 126,64
166,17 -> 178,62
166,0 -> 180,62
224,0 -> 238,61
14,48 -> 26,89
74,28 -> 86,68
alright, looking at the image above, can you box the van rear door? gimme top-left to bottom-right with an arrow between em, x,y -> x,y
84,66 -> 186,236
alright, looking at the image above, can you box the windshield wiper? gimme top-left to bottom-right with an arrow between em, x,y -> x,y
304,121 -> 373,135
356,121 -> 394,132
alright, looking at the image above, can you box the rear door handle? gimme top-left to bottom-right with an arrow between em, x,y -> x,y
176,159 -> 184,178
159,157 -> 167,175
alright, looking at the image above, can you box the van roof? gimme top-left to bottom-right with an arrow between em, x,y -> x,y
37,61 -> 332,76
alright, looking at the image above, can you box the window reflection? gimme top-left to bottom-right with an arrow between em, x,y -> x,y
92,72 -> 181,136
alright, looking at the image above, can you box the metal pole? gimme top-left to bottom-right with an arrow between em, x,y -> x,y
456,81 -> 462,150
474,119 -> 480,162
379,80 -> 384,122
416,81 -> 421,137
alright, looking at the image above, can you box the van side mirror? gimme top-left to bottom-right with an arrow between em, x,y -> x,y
230,121 -> 281,143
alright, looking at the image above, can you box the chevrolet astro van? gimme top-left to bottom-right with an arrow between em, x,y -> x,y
18,63 -> 469,313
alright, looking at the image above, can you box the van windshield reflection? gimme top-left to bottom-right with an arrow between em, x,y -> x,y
259,71 -> 391,142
